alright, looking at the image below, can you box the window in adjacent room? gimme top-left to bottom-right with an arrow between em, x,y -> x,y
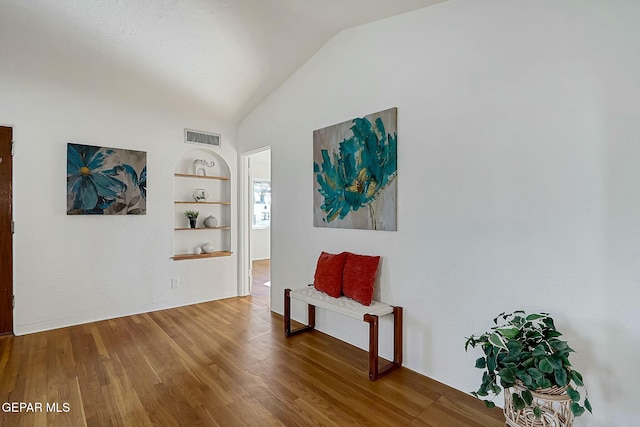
252,179 -> 271,229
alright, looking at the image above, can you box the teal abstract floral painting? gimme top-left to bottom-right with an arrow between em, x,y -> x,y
67,143 -> 147,215
313,108 -> 397,230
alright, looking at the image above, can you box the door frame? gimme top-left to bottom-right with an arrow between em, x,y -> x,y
238,146 -> 271,297
0,125 -> 13,335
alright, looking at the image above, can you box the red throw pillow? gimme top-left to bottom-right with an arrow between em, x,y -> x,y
314,251 -> 347,298
342,253 -> 380,306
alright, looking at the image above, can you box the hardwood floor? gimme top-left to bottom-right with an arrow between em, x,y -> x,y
0,293 -> 504,426
251,259 -> 270,297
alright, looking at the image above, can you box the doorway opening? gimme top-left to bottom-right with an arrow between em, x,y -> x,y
240,148 -> 271,299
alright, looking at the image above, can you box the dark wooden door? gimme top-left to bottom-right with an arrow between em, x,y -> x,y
0,126 -> 13,335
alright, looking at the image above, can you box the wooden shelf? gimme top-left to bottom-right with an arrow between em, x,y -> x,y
173,164 -> 231,259
174,227 -> 231,231
174,173 -> 230,181
172,251 -> 233,261
175,201 -> 231,205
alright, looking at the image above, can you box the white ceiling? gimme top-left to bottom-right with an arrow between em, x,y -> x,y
5,0 -> 446,125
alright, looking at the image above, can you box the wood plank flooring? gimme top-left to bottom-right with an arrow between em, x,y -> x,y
251,259 -> 271,297
0,292 -> 504,426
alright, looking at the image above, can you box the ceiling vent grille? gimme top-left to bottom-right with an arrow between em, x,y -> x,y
185,129 -> 221,147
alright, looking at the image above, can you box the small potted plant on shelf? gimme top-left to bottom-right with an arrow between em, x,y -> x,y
185,210 -> 199,228
465,311 -> 592,427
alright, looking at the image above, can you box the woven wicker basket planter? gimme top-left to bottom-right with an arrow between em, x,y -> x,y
504,384 -> 574,427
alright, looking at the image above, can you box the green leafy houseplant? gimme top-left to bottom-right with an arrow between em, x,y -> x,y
465,311 -> 592,420
185,210 -> 199,219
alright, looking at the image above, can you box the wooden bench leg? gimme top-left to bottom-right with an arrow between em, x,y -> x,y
284,288 -> 316,337
365,313 -> 380,380
284,289 -> 292,336
393,306 -> 403,366
364,306 -> 403,381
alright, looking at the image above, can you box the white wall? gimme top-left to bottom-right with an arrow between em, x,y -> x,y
238,1 -> 640,425
1,2 -> 238,335
250,150 -> 271,261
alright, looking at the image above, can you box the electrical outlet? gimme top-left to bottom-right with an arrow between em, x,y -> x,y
171,277 -> 179,289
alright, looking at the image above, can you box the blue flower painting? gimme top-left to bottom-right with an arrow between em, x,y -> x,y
67,143 -> 147,215
313,108 -> 397,230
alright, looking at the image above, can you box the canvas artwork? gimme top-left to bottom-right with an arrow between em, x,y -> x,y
67,143 -> 147,215
313,107 -> 397,231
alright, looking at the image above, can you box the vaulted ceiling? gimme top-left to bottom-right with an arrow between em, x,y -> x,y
3,0 -> 446,125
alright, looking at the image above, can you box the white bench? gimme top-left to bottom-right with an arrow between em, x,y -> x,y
284,286 -> 403,380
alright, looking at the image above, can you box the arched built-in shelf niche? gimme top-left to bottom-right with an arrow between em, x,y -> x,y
172,148 -> 232,260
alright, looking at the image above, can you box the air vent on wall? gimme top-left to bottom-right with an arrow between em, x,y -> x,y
184,128 -> 221,147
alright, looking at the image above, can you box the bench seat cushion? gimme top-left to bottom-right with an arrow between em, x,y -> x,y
289,287 -> 393,320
